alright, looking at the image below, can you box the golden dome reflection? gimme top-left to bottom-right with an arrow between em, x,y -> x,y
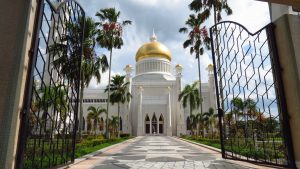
135,33 -> 171,62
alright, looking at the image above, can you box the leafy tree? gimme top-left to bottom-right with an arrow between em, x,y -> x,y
179,14 -> 210,113
178,82 -> 202,116
78,17 -> 109,137
196,112 -> 206,137
189,114 -> 198,136
231,97 -> 257,139
108,116 -> 119,137
203,107 -> 218,137
188,0 -> 232,27
95,8 -> 131,138
87,106 -> 106,135
34,85 -> 68,135
188,0 -> 232,110
105,75 -> 132,138
50,19 -> 84,83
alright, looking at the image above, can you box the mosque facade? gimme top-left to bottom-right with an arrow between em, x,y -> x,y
82,33 -> 216,136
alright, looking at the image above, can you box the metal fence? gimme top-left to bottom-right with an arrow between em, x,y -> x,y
210,21 -> 296,168
16,0 -> 85,168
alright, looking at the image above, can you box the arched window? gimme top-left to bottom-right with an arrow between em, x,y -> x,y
159,114 -> 164,134
99,117 -> 104,131
152,114 -> 157,134
120,117 -> 123,131
82,117 -> 85,130
186,117 -> 191,130
145,115 -> 150,134
87,117 -> 91,131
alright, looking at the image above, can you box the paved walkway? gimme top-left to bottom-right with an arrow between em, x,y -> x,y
66,136 -> 274,169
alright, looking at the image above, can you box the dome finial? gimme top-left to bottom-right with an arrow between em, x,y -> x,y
150,28 -> 157,42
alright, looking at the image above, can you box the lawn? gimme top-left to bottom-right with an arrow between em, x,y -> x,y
75,136 -> 132,158
181,136 -> 286,163
23,136 -> 132,169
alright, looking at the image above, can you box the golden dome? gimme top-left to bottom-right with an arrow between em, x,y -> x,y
135,33 -> 171,62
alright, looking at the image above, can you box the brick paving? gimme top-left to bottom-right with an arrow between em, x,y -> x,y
65,136 -> 275,169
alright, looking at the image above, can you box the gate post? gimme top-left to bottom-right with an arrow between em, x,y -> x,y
272,13 -> 300,168
0,0 -> 38,168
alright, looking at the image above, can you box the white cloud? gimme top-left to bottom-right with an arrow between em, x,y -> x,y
77,0 -> 270,88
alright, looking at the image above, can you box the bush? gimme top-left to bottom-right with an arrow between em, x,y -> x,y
96,134 -> 105,140
120,133 -> 130,138
86,135 -> 95,140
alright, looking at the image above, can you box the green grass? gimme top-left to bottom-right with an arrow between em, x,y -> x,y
75,137 -> 132,158
23,136 -> 132,169
181,136 -> 221,149
181,136 -> 285,161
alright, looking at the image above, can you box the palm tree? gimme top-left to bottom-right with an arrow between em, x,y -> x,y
189,0 -> 232,110
179,14 -> 210,113
50,18 -> 84,83
178,82 -> 202,116
203,108 -> 218,138
189,114 -> 198,136
231,97 -> 257,139
47,17 -> 108,137
196,112 -> 206,137
95,8 -> 131,138
37,85 -> 68,136
108,116 -> 119,138
78,17 -> 109,136
87,106 -> 106,135
188,0 -> 232,25
105,75 -> 132,138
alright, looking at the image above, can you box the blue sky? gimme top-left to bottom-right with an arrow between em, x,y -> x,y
76,0 -> 271,89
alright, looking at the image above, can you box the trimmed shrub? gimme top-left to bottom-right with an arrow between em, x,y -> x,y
120,133 -> 130,138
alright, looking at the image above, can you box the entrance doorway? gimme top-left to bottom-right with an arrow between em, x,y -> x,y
151,114 -> 157,134
145,115 -> 150,134
159,115 -> 164,134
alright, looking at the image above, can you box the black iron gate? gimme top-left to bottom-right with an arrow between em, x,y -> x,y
16,0 -> 85,168
210,21 -> 296,168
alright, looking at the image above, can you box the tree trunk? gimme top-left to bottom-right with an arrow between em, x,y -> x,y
117,102 -> 120,138
197,56 -> 203,114
78,76 -> 84,139
106,48 -> 113,139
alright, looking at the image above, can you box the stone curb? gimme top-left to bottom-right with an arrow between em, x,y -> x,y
173,136 -> 222,153
57,137 -> 137,169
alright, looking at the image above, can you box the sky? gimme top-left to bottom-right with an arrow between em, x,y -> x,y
76,0 -> 271,89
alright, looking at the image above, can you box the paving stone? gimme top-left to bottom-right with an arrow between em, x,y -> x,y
65,136 -> 266,169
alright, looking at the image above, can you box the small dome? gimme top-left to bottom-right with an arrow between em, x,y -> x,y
135,33 -> 171,62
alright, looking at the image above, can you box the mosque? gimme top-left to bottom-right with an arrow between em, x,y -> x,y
82,33 -> 216,136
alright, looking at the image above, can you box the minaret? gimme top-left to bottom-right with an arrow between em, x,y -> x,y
175,64 -> 185,135
123,65 -> 133,134
207,64 -> 216,111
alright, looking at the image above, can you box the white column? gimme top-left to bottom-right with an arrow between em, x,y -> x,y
137,86 -> 143,136
175,64 -> 186,136
167,86 -> 172,136
149,118 -> 152,134
124,65 -> 133,135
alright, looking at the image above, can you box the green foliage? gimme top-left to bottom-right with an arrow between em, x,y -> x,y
95,7 -> 131,138
181,136 -> 285,160
75,136 -> 132,158
188,0 -> 232,23
120,133 -> 130,138
95,8 -> 132,50
178,82 -> 202,116
87,106 -> 106,134
105,75 -> 132,105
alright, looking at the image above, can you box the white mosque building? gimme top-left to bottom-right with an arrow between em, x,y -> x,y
81,33 -> 216,136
